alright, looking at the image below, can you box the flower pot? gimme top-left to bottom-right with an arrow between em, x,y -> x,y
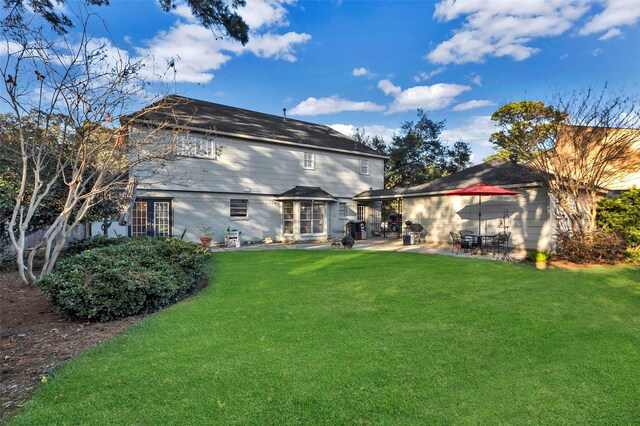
200,237 -> 212,248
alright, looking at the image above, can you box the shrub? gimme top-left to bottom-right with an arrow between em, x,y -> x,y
597,187 -> 640,248
527,250 -> 549,263
64,235 -> 126,256
38,237 -> 211,321
556,229 -> 626,264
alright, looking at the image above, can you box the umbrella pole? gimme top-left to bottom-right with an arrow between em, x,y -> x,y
478,195 -> 482,235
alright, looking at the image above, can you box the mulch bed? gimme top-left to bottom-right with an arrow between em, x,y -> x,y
0,270 -> 139,422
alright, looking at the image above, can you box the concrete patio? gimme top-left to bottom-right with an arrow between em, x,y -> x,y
210,237 -> 529,262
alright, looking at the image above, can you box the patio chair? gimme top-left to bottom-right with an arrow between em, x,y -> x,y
491,232 -> 512,257
408,223 -> 425,243
449,231 -> 472,254
459,229 -> 477,250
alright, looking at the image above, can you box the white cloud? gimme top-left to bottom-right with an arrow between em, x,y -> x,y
441,115 -> 497,149
414,66 -> 445,82
452,100 -> 496,111
580,0 -> 640,36
238,0 -> 293,30
134,0 -> 310,83
470,74 -> 482,86
598,27 -> 623,40
352,67 -> 371,77
171,3 -> 198,23
136,24 -> 233,83
378,79 -> 471,114
428,0 -> 590,64
330,124 -> 399,143
237,31 -> 311,62
378,79 -> 402,96
592,47 -> 603,56
288,95 -> 386,116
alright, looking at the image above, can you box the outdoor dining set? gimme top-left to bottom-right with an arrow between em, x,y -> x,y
449,230 -> 512,259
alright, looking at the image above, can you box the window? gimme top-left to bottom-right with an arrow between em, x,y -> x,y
303,152 -> 315,170
131,202 -> 148,236
359,159 -> 370,175
339,203 -> 348,219
153,201 -> 171,237
230,199 -> 248,218
176,134 -> 217,159
300,201 -> 325,234
357,204 -> 365,221
283,202 -> 294,234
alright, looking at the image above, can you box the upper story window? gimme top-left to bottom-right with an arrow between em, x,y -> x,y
230,199 -> 248,218
359,159 -> 370,175
303,152 -> 315,170
176,134 -> 218,159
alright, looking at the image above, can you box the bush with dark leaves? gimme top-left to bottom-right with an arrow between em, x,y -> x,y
556,229 -> 626,264
38,237 -> 211,321
64,235 -> 126,256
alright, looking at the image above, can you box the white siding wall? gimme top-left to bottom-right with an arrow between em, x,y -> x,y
139,191 -> 283,244
131,128 -> 384,197
401,188 -> 556,251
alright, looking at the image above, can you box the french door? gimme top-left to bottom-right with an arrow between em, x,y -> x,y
130,198 -> 173,237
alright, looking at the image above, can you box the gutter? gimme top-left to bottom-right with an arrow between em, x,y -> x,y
353,182 -> 543,201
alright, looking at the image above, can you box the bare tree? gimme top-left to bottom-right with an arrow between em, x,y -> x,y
491,87 -> 640,235
1,12 -> 188,285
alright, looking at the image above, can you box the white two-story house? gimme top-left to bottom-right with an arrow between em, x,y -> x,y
120,95 -> 386,244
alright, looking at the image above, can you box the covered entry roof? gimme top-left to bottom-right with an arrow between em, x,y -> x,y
276,186 -> 337,201
353,160 -> 545,201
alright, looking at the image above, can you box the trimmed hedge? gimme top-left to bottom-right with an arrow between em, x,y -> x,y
38,237 -> 211,321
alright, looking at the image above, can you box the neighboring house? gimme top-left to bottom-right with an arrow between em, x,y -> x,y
354,160 -> 559,251
120,95 -> 386,244
555,125 -> 640,191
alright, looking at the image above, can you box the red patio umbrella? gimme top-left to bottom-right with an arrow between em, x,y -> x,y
445,183 -> 520,235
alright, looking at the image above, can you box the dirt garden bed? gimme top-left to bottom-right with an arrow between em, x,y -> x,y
0,270 -> 139,422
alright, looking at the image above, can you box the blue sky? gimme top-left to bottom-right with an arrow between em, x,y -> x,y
7,0 -> 640,161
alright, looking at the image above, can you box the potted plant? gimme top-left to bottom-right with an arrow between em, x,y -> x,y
528,250 -> 549,270
198,225 -> 214,248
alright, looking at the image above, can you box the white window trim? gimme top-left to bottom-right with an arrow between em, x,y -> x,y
359,158 -> 370,175
299,201 -> 325,235
338,202 -> 348,220
303,152 -> 316,170
230,199 -> 248,220
176,134 -> 218,160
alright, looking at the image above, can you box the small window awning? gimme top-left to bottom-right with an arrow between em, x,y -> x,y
276,186 -> 337,201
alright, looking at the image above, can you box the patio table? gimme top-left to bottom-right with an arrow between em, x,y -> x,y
464,234 -> 494,254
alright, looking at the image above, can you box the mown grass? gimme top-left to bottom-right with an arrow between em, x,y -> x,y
11,251 -> 640,424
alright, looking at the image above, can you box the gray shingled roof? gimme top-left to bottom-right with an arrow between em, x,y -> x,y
354,160 -> 546,200
276,186 -> 337,200
125,95 -> 384,157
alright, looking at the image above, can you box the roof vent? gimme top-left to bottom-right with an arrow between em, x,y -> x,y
282,108 -> 287,120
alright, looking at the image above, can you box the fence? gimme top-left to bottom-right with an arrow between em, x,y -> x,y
2,225 -> 87,257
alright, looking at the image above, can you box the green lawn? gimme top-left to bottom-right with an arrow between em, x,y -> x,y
12,251 -> 640,425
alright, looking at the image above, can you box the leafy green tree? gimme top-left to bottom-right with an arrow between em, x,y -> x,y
352,128 -> 388,156
489,101 -> 566,161
3,0 -> 249,44
597,187 -> 640,247
385,110 -> 471,188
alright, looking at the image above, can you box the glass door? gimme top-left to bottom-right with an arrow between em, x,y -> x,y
129,198 -> 173,237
